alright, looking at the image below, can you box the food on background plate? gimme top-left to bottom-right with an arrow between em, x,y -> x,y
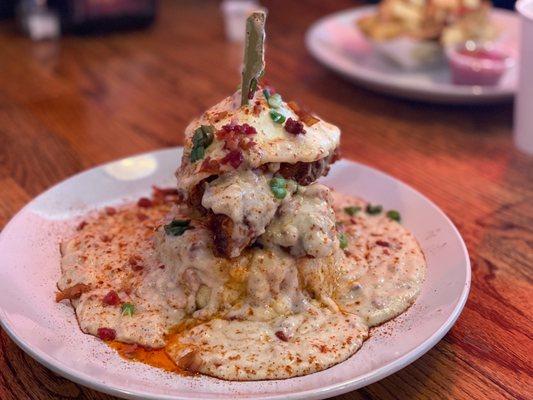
357,0 -> 498,69
56,11 -> 426,380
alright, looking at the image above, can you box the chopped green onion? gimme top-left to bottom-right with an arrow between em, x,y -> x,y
267,93 -> 283,108
269,177 -> 288,199
270,177 -> 286,188
365,204 -> 383,215
164,219 -> 193,236
344,206 -> 361,216
121,302 -> 134,317
270,110 -> 286,124
190,146 -> 205,163
338,233 -> 348,249
190,125 -> 215,163
271,186 -> 287,199
263,88 -> 271,99
386,210 -> 401,222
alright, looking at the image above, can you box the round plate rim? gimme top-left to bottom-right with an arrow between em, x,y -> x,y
0,147 -> 471,400
305,5 -> 518,104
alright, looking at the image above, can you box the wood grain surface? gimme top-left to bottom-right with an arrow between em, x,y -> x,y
0,0 -> 532,399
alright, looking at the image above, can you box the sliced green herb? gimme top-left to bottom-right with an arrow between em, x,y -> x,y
386,210 -> 401,222
190,125 -> 215,163
267,93 -> 282,108
270,110 -> 286,124
365,204 -> 383,215
164,219 -> 193,236
121,302 -> 134,317
263,88 -> 271,99
344,206 -> 361,216
338,233 -> 348,249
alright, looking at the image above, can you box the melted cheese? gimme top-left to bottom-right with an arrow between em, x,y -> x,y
175,90 -> 340,192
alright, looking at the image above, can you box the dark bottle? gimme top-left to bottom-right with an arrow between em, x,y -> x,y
47,0 -> 157,34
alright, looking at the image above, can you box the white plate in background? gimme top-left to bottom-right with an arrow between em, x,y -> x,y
306,6 -> 519,104
0,148 -> 470,400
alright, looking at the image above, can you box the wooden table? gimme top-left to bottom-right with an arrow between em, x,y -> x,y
0,0 -> 531,399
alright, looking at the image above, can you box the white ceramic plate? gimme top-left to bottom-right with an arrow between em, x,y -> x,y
306,6 -> 519,104
0,148 -> 470,400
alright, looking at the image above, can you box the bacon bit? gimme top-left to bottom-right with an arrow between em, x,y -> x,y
275,331 -> 289,342
221,150 -> 243,169
102,290 -> 120,306
288,101 -> 320,126
76,221 -> 87,231
216,123 -> 257,155
284,118 -> 306,135
137,212 -> 148,221
376,240 -> 390,247
137,197 -> 152,208
129,255 -> 144,271
199,156 -> 220,173
100,235 -> 111,243
177,350 -> 203,373
55,283 -> 91,302
105,207 -> 116,216
97,327 -> 116,341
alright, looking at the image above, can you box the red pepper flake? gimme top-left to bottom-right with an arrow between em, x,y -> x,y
199,156 -> 220,173
137,212 -> 148,221
158,264 -> 166,269
100,235 -> 112,243
376,240 -> 390,247
102,290 -> 120,305
221,150 -> 244,169
129,255 -> 144,271
284,118 -> 306,135
137,197 -> 152,208
105,207 -> 116,216
275,331 -> 289,342
97,327 -> 116,341
77,221 -> 87,231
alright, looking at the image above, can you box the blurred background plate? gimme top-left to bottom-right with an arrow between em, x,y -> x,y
305,6 -> 519,104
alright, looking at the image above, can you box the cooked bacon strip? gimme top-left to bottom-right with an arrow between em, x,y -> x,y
55,283 -> 91,302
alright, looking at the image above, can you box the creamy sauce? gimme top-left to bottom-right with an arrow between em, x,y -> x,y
58,191 -> 426,380
261,184 -> 337,258
202,170 -> 281,257
175,90 -> 340,193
